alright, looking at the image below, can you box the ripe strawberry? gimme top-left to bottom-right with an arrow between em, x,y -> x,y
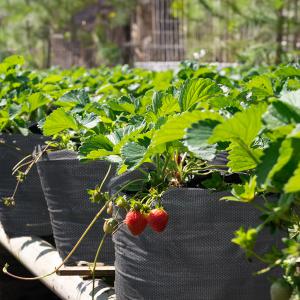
147,208 -> 169,232
124,211 -> 148,236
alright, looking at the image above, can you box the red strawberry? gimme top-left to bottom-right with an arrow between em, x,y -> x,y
147,208 -> 169,232
124,211 -> 148,236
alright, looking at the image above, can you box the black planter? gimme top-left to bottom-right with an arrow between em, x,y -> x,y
0,134 -> 52,236
110,169 -> 280,300
37,150 -> 116,265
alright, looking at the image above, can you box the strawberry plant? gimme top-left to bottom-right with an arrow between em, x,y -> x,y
79,63 -> 300,297
1,53 -> 300,298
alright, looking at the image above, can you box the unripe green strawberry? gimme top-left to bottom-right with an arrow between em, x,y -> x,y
107,201 -> 113,215
103,218 -> 118,234
270,279 -> 292,300
116,197 -> 129,209
147,208 -> 169,232
124,211 -> 147,236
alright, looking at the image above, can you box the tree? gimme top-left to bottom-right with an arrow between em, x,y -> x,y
0,0 -> 98,67
172,0 -> 300,64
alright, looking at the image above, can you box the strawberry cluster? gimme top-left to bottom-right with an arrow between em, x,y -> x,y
125,208 -> 169,236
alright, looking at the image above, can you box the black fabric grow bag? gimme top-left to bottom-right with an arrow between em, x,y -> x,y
37,150 -> 116,265
110,168 -> 280,300
0,134 -> 52,236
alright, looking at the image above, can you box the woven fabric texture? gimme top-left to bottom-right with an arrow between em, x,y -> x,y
0,134 -> 52,236
110,167 -> 280,300
37,150 -> 116,265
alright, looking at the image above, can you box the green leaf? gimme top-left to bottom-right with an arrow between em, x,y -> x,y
275,65 -> 300,78
3,55 -> 25,67
202,173 -> 226,189
42,74 -> 64,84
43,108 -> 78,136
151,110 -> 223,148
256,140 -> 282,187
56,90 -> 90,108
108,96 -> 136,114
158,94 -> 180,116
184,119 -> 220,161
22,93 -> 50,113
110,125 -> 145,154
263,101 -> 300,130
232,227 -> 258,258
222,176 -> 257,202
246,74 -> 274,100
152,91 -> 180,117
121,142 -> 147,169
288,124 -> 300,138
152,70 -> 173,90
227,141 -> 263,172
76,113 -> 99,129
280,89 -> 300,109
0,55 -> 25,73
152,91 -> 164,114
179,78 -> 221,111
284,162 -> 300,193
210,103 -> 267,145
287,79 -> 300,90
79,134 -> 114,157
267,138 -> 300,189
263,90 -> 300,130
85,149 -> 115,160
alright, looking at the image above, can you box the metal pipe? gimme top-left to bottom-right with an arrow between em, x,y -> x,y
0,224 -> 115,300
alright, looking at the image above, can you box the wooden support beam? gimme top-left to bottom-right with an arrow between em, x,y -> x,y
56,265 -> 115,278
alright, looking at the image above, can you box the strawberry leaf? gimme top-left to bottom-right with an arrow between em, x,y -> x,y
179,78 -> 221,111
79,134 -> 114,156
184,119 -> 220,161
43,108 -> 78,136
151,110 -> 223,148
210,103 -> 267,145
284,162 -> 300,193
121,142 -> 147,169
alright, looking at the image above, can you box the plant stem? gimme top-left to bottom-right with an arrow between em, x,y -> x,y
24,144 -> 50,176
12,154 -> 32,171
6,145 -> 50,202
161,155 -> 170,180
97,165 -> 112,193
12,161 -> 32,175
11,180 -> 21,199
3,165 -> 113,281
92,233 -> 107,300
3,201 -> 110,280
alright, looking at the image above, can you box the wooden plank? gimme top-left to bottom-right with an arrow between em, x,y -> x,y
56,265 -> 115,278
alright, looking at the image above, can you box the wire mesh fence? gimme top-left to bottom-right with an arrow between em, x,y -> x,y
49,0 -> 300,67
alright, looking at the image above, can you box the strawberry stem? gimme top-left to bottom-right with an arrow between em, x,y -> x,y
92,233 -> 107,300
